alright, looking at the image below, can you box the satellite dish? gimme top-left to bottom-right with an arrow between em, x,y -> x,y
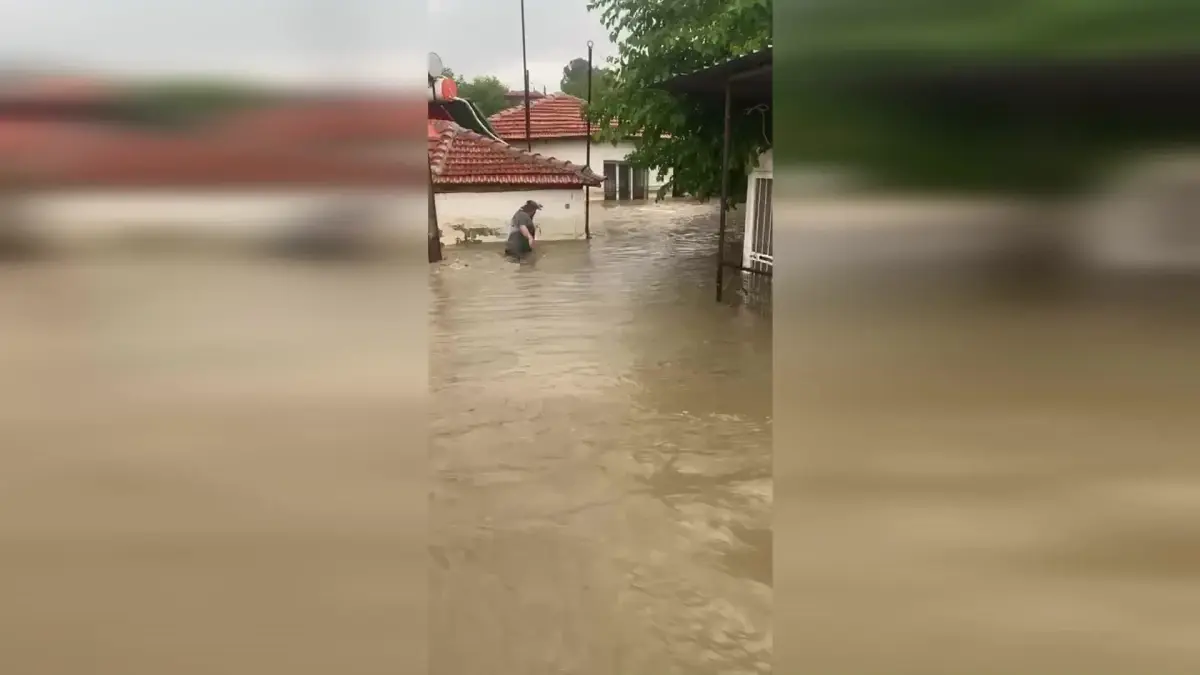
428,52 -> 444,80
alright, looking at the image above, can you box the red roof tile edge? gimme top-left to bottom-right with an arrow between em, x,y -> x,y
488,93 -> 665,141
0,120 -> 423,189
428,119 -> 603,190
488,94 -> 608,139
489,91 -> 562,115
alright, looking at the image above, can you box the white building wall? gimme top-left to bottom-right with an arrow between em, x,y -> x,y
435,188 -> 586,246
755,149 -> 773,174
1075,153 -> 1200,272
524,139 -> 673,199
17,190 -> 422,247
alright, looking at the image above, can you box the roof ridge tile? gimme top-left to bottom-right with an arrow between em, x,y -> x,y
487,94 -> 556,124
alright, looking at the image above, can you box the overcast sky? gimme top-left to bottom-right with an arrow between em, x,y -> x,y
429,0 -> 615,93
0,0 -> 615,91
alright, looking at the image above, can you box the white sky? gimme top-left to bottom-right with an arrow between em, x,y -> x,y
0,0 -> 617,91
428,0 -> 616,93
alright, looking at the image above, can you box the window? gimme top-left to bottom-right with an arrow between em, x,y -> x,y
602,161 -> 649,201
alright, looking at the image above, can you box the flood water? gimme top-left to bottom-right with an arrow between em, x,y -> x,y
0,245 -> 426,674
0,201 -> 770,674
430,202 -> 773,675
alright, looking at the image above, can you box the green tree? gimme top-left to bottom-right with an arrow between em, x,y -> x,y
437,67 -> 510,117
559,58 -> 611,101
121,80 -> 277,128
457,75 -> 510,117
585,0 -> 771,203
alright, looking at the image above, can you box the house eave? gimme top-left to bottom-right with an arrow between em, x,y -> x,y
497,134 -> 641,143
433,181 -> 601,193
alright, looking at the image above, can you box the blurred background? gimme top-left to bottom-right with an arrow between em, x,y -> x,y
0,1 -> 427,673
775,1 -> 1200,673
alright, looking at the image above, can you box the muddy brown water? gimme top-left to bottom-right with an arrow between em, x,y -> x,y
430,202 -> 772,675
0,247 -> 426,674
0,201 -> 772,674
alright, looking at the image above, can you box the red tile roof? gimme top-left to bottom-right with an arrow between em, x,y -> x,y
487,94 -> 619,141
213,97 -> 424,144
504,90 -> 546,100
0,120 -> 422,188
0,76 -> 118,106
427,119 -> 602,190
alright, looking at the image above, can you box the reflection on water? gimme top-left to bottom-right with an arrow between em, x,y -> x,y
430,202 -> 772,675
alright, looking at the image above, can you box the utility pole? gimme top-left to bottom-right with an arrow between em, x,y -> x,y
584,40 -> 593,239
520,0 -> 532,151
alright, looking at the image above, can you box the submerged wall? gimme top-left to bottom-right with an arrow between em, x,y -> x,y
436,189 -> 587,246
13,190 -> 420,249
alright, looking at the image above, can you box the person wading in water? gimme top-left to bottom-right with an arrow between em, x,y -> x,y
505,200 -> 540,259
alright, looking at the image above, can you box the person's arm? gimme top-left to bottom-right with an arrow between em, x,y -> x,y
517,212 -> 535,246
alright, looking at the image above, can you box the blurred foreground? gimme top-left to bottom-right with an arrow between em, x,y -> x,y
0,249 -> 427,674
775,179 -> 1200,674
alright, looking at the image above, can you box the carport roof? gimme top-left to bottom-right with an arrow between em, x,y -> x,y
651,48 -> 772,101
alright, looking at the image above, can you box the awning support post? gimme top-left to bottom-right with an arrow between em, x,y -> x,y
428,159 -> 441,263
716,80 -> 732,302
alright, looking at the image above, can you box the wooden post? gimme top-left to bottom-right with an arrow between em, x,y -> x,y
428,159 -> 441,263
524,70 -> 532,152
716,80 -> 732,302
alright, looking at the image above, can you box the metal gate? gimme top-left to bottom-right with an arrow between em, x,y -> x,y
746,176 -> 773,273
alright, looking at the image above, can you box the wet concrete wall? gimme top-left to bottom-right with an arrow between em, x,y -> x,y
436,188 -> 585,245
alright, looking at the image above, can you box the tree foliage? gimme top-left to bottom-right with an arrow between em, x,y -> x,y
120,80 -> 277,128
559,58 -> 612,101
588,0 -> 1199,196
585,0 -> 771,203
440,68 -> 509,118
458,76 -> 510,118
